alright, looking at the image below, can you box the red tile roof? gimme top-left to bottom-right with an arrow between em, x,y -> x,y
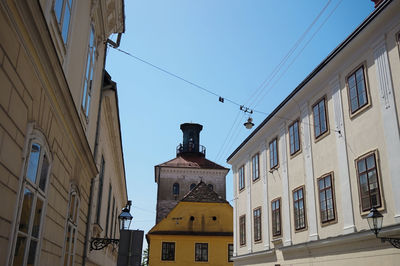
156,155 -> 229,170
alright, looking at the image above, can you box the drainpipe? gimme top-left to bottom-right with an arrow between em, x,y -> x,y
82,33 -> 122,265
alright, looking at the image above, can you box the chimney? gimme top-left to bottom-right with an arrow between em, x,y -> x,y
371,0 -> 384,8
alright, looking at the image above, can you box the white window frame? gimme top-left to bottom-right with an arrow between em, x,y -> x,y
81,25 -> 96,120
8,126 -> 52,266
53,0 -> 73,45
61,184 -> 80,266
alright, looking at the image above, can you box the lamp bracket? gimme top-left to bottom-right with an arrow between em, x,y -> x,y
90,238 -> 119,251
380,237 -> 400,249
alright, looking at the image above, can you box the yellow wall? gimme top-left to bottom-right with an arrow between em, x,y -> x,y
148,201 -> 233,266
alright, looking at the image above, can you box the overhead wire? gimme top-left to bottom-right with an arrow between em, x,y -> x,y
217,0 -> 337,161
110,0 -> 343,162
214,109 -> 243,162
253,0 -> 344,110
245,0 -> 333,110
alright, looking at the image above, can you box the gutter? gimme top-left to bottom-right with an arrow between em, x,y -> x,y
226,0 -> 393,163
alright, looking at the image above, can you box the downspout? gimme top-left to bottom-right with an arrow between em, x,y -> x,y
82,33 -> 122,265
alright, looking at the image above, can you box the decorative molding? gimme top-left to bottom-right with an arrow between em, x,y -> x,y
279,124 -> 292,246
246,156 -> 253,252
331,76 -> 356,234
300,102 -> 319,241
372,39 -> 400,221
373,40 -> 392,108
261,144 -> 270,250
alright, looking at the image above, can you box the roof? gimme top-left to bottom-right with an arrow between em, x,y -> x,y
226,0 -> 393,163
156,154 -> 229,170
181,181 -> 228,203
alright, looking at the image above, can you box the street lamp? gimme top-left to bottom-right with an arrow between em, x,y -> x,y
90,201 -> 133,251
244,117 -> 254,129
366,207 -> 400,249
119,201 -> 133,230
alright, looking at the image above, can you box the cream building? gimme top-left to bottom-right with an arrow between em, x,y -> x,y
0,0 -> 128,265
227,0 -> 400,265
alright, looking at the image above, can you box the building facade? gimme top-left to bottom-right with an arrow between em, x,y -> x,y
227,0 -> 400,265
154,123 -> 229,223
0,0 -> 128,265
147,182 -> 234,266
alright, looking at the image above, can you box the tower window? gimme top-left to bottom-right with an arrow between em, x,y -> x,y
173,183 -> 180,196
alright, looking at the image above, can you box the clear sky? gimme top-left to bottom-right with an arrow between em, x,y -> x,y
105,0 -> 374,247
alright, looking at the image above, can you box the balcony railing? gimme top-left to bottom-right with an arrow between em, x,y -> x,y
176,143 -> 206,157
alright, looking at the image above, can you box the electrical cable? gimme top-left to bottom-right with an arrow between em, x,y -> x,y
246,0 -> 333,110
253,0 -> 343,110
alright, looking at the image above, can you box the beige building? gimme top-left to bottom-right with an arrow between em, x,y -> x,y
0,0 -> 128,266
227,0 -> 400,265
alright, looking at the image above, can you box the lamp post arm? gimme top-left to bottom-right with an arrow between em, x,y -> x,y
90,238 -> 119,251
379,237 -> 400,249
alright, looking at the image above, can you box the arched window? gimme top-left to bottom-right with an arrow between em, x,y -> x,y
173,183 -> 180,196
208,184 -> 214,191
190,183 -> 196,190
62,186 -> 80,266
10,128 -> 52,266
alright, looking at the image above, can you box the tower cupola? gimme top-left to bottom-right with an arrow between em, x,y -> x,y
176,123 -> 206,157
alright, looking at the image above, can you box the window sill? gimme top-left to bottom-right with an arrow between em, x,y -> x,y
314,129 -> 330,143
289,149 -> 302,159
349,102 -> 372,120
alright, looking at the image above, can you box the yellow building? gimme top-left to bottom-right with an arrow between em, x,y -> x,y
147,182 -> 233,266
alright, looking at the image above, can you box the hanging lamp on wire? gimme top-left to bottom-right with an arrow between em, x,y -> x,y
244,117 -> 254,129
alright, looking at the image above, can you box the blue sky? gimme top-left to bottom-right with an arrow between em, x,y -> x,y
105,0 -> 374,246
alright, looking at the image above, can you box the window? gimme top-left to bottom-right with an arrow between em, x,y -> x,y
228,244 -> 233,262
397,32 -> 400,55
208,184 -> 214,190
110,197 -> 115,238
293,187 -> 306,230
190,183 -> 196,190
271,198 -> 281,237
11,138 -> 51,266
289,120 -> 300,155
95,156 -> 105,224
253,207 -> 262,242
53,0 -> 73,44
347,65 -> 369,114
105,184 -> 112,237
238,165 -> 245,191
239,215 -> 246,246
318,174 -> 336,223
81,26 -> 96,119
357,152 -> 381,212
195,243 -> 208,262
62,187 -> 80,266
161,242 -> 175,261
313,98 -> 328,139
252,154 -> 260,181
269,138 -> 278,169
173,183 -> 179,196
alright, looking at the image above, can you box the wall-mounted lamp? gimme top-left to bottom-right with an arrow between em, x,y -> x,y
90,201 -> 133,251
366,207 -> 400,249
